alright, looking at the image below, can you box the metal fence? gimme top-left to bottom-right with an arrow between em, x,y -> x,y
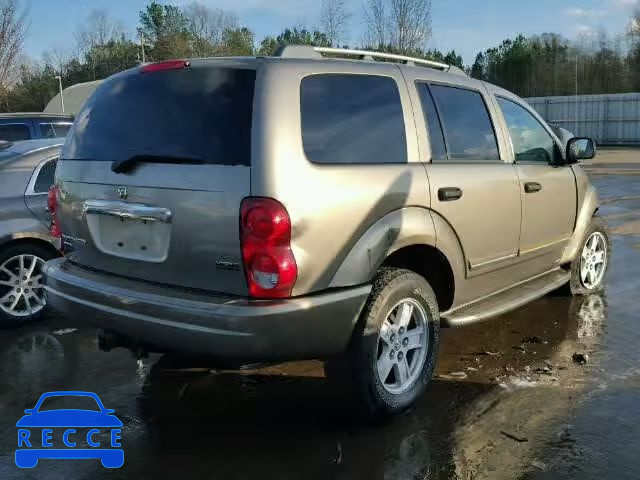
525,93 -> 640,145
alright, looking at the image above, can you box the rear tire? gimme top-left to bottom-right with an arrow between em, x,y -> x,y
325,268 -> 440,419
568,217 -> 610,295
0,242 -> 57,329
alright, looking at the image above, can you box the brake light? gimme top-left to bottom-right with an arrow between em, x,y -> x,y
47,185 -> 61,239
140,60 -> 190,73
240,197 -> 297,298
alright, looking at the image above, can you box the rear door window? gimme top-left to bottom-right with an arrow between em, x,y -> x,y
428,84 -> 500,161
63,67 -> 256,166
300,74 -> 407,164
0,124 -> 31,141
416,83 -> 447,161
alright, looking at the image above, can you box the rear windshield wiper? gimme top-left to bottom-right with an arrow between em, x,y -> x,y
111,155 -> 204,174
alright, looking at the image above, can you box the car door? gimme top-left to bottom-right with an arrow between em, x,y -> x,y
414,81 -> 521,273
495,96 -> 576,260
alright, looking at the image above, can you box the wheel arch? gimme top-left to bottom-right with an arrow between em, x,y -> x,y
0,233 -> 61,259
560,184 -> 600,265
329,207 -> 461,311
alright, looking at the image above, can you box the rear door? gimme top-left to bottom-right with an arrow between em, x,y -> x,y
414,81 -> 521,272
495,96 -> 576,260
56,61 -> 257,296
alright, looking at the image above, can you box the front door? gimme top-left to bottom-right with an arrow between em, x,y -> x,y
496,97 -> 577,259
416,82 -> 521,270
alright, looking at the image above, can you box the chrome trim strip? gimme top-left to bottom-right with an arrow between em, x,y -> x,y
520,237 -> 571,256
83,200 -> 173,224
469,253 -> 518,270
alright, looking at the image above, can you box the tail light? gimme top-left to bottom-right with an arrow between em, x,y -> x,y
47,185 -> 61,239
240,197 -> 297,298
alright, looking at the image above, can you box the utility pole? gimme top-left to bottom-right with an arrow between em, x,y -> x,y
140,32 -> 146,63
575,54 -> 579,135
55,75 -> 64,114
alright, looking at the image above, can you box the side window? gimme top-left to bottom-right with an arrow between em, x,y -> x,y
33,159 -> 57,194
40,123 -> 71,138
429,84 -> 500,161
300,74 -> 407,164
416,83 -> 447,161
0,124 -> 31,141
497,97 -> 557,164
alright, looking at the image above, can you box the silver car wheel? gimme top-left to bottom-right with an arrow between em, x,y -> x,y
376,298 -> 428,395
0,254 -> 47,317
580,232 -> 607,290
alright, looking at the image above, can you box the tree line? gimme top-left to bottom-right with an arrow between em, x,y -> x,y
0,0 -> 638,112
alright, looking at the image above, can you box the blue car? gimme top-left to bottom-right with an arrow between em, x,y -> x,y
15,391 -> 123,468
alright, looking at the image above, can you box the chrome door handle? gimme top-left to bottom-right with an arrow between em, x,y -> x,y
83,200 -> 173,224
438,187 -> 463,202
524,182 -> 542,193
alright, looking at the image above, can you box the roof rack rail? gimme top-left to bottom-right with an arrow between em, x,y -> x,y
275,45 -> 467,76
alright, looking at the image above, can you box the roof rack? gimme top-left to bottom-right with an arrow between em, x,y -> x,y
275,45 -> 466,76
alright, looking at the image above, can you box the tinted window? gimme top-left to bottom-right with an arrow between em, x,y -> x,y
40,123 -> 72,138
0,124 -> 30,141
497,97 -> 557,164
33,159 -> 57,193
301,74 -> 406,164
416,83 -> 447,161
63,67 -> 255,166
429,85 -> 499,161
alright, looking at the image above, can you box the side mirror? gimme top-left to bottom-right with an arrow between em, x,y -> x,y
566,137 -> 596,163
23,409 -> 34,414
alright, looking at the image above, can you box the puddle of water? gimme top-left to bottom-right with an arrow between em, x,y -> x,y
0,172 -> 638,480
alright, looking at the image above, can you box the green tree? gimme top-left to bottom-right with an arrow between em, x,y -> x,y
258,28 -> 330,56
221,27 -> 254,56
138,1 -> 192,60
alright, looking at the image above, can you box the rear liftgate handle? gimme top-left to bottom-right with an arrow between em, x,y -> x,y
438,187 -> 463,202
524,182 -> 542,194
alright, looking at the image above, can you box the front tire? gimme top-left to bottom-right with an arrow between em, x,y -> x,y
568,217 -> 611,295
325,268 -> 440,419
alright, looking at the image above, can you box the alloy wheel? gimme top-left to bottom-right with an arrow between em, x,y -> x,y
376,298 -> 429,395
0,254 -> 47,317
580,232 -> 607,290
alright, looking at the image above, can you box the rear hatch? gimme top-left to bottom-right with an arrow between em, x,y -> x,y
56,60 -> 256,296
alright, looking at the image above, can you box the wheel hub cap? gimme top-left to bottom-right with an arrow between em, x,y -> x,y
376,298 -> 429,395
580,232 -> 607,290
0,254 -> 47,318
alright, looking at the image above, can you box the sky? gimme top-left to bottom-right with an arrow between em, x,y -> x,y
23,0 -> 640,65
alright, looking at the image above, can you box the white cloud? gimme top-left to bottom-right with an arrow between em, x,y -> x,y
566,7 -> 607,17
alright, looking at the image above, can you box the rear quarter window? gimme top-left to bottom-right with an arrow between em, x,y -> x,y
300,74 -> 407,164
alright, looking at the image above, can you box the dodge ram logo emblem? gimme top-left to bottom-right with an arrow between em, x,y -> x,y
117,186 -> 127,200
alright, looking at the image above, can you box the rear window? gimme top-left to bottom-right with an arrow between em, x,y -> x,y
63,67 -> 255,166
300,74 -> 407,164
0,124 -> 30,141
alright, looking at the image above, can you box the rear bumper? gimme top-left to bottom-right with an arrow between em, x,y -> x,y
43,259 -> 370,362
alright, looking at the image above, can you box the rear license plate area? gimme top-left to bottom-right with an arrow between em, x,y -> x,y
86,215 -> 171,262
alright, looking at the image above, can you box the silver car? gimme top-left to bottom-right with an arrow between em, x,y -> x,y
0,139 -> 62,326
